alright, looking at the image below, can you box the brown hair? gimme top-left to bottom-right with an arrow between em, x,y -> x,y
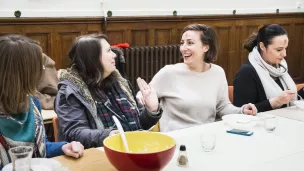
69,34 -> 116,100
181,24 -> 219,63
243,24 -> 287,52
0,35 -> 43,114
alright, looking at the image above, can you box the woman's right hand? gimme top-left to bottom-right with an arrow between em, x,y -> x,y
62,141 -> 84,158
270,90 -> 297,108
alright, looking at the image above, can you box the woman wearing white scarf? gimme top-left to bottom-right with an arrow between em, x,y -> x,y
233,24 -> 301,112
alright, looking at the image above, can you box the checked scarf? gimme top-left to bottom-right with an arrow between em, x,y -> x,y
96,81 -> 142,132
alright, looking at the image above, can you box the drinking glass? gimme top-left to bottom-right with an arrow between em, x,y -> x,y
9,146 -> 33,171
200,133 -> 216,152
264,117 -> 278,133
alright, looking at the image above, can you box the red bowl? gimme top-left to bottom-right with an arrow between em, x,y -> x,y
103,131 -> 176,171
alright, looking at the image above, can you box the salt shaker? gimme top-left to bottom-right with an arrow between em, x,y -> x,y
177,145 -> 188,167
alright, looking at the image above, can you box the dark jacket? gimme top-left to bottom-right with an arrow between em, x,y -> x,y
54,68 -> 161,149
233,61 -> 303,112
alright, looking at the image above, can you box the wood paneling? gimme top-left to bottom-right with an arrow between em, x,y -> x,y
289,24 -> 304,81
216,27 -> 231,82
107,31 -> 124,45
57,32 -> 81,68
1,13 -> 304,84
26,33 -> 50,55
155,29 -> 171,45
132,30 -> 149,46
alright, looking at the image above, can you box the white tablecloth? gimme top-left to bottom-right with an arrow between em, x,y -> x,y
162,112 -> 304,171
41,110 -> 57,123
97,107 -> 304,171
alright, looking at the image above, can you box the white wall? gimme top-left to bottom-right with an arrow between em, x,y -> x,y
0,0 -> 303,17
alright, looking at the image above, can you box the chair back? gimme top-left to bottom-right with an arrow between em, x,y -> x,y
52,117 -> 58,142
228,86 -> 234,103
151,122 -> 160,132
297,84 -> 304,91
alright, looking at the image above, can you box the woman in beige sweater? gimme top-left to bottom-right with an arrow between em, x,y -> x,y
139,24 -> 257,132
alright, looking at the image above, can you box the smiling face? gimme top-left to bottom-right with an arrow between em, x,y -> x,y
260,34 -> 289,66
100,39 -> 117,78
180,30 -> 209,69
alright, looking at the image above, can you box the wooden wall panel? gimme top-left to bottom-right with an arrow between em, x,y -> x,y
26,33 -> 50,55
176,29 -> 183,41
155,29 -> 171,45
57,32 -> 81,68
132,30 -> 149,46
291,24 -> 304,82
107,31 -> 124,45
234,26 -> 243,72
0,13 -> 304,84
216,27 -> 231,83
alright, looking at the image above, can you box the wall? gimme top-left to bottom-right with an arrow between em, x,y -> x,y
0,0 -> 303,17
1,13 -> 303,85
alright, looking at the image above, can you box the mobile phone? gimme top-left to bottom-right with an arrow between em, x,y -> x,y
226,129 -> 253,136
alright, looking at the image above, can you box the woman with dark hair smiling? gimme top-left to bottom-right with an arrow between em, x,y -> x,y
137,24 -> 257,132
55,34 -> 162,148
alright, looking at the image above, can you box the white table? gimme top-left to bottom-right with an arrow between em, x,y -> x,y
261,106 -> 304,122
161,112 -> 304,171
245,151 -> 304,171
41,110 -> 57,124
97,107 -> 304,171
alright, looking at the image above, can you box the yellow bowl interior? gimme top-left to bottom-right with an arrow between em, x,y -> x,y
104,131 -> 175,153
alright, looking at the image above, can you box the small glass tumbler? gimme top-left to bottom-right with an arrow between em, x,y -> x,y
9,146 -> 33,171
264,117 -> 278,133
200,133 -> 216,152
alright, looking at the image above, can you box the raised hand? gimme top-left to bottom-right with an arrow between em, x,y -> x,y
136,77 -> 159,112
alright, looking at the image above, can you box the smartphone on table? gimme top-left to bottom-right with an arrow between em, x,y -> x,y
226,129 -> 253,136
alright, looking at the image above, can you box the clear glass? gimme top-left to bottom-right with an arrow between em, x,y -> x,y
200,133 -> 216,152
264,117 -> 278,133
9,146 -> 33,171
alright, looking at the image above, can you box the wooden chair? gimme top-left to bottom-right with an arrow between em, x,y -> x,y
296,83 -> 304,91
151,122 -> 160,132
52,117 -> 58,142
228,86 -> 234,103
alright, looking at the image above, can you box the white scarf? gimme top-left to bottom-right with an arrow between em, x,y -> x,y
249,47 -> 297,108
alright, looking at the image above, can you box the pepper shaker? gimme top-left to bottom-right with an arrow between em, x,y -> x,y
177,145 -> 188,167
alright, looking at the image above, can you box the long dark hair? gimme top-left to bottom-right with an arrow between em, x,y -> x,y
181,24 -> 219,63
69,34 -> 116,100
243,24 -> 287,52
0,35 -> 43,114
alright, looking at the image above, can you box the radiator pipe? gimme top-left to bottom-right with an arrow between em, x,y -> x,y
103,16 -> 107,34
100,0 -> 107,34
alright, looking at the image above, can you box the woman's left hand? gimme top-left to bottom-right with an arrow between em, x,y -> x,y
242,103 -> 257,115
137,77 -> 159,112
62,141 -> 84,158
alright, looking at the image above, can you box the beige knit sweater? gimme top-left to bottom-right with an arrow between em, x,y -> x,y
150,63 -> 241,132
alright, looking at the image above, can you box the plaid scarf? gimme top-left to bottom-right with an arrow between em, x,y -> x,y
0,97 -> 46,169
59,67 -> 140,132
96,82 -> 142,131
